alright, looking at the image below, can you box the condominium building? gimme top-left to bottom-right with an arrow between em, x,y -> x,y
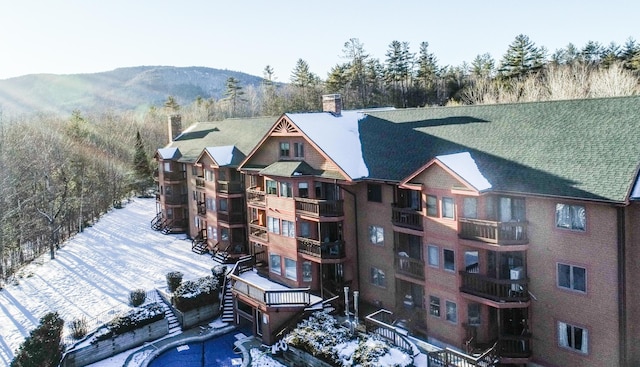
155,94 -> 640,366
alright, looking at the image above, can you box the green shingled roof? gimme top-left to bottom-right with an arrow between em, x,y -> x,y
364,96 -> 640,203
165,117 -> 275,164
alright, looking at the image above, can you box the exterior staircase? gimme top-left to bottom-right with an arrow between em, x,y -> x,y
151,290 -> 181,333
221,279 -> 234,323
213,251 -> 230,264
192,242 -> 208,254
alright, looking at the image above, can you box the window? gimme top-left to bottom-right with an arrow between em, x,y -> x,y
367,184 -> 382,202
163,162 -> 172,172
442,197 -> 455,219
294,142 -> 304,158
468,303 -> 481,326
285,258 -> 297,280
220,227 -> 229,241
369,225 -> 384,246
299,222 -> 311,238
302,261 -> 312,282
210,227 -> 217,241
166,208 -> 173,219
445,301 -> 457,323
267,217 -> 280,235
558,321 -> 588,354
205,169 -> 215,181
371,267 -> 386,287
207,225 -> 214,240
429,296 -> 440,317
266,180 -> 277,195
280,182 -> 292,197
427,195 -> 438,217
444,249 -> 455,271
463,197 -> 477,219
556,204 -> 586,231
282,220 -> 295,238
206,197 -> 216,211
219,198 -> 228,212
557,263 -> 586,292
428,245 -> 439,267
218,169 -> 227,181
298,182 -> 309,198
280,142 -> 290,157
269,254 -> 281,275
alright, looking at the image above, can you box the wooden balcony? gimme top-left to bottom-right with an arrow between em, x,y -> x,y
217,180 -> 243,194
294,198 -> 343,218
297,237 -> 345,260
230,263 -> 311,307
164,194 -> 187,205
395,255 -> 425,280
249,223 -> 268,242
459,272 -> 529,304
499,334 -> 532,360
459,218 -> 528,246
195,177 -> 205,188
427,342 -> 499,367
246,188 -> 266,207
217,210 -> 245,225
197,201 -> 206,216
161,171 -> 186,182
391,207 -> 423,231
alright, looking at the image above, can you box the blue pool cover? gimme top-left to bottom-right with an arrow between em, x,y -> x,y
148,332 -> 243,367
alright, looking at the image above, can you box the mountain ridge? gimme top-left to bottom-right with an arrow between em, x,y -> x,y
0,66 -> 266,116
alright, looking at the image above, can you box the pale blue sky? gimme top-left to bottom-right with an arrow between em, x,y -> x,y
1,0 -> 638,81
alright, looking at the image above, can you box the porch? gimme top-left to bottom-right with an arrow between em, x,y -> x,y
294,197 -> 344,217
459,272 -> 529,304
459,218 -> 528,246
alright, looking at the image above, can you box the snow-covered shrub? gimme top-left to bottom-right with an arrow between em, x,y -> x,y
285,311 -> 413,367
172,276 -> 220,312
93,302 -> 165,343
285,311 -> 351,361
166,271 -> 183,292
211,265 -> 227,285
129,289 -> 146,307
69,317 -> 88,339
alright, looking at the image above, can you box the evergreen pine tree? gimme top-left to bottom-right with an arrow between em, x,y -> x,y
133,130 -> 153,196
498,34 -> 546,79
11,312 -> 64,367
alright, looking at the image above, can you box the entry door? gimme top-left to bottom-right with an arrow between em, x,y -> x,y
255,310 -> 263,337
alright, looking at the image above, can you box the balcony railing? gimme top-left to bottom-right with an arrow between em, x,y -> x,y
499,334 -> 532,359
195,177 -> 205,188
427,342 -> 499,367
459,272 -> 529,303
364,310 -> 415,355
164,194 -> 187,205
295,198 -> 343,217
217,180 -> 244,194
391,207 -> 423,231
230,275 -> 311,307
217,210 -> 245,225
246,188 -> 266,206
197,201 -> 206,216
297,237 -> 345,259
162,171 -> 186,181
459,218 -> 528,245
249,223 -> 268,242
395,255 -> 425,279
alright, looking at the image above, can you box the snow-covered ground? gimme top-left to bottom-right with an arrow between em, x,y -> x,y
0,198 -> 213,365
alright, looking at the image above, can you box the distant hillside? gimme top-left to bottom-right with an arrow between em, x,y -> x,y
0,66 -> 265,116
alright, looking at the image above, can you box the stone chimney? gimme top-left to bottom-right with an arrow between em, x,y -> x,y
322,94 -> 342,116
168,114 -> 183,143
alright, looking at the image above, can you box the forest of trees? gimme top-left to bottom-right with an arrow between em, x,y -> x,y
1,34 -> 639,284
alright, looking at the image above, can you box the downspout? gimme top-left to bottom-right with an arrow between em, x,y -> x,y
617,206 -> 627,367
340,186 -> 360,291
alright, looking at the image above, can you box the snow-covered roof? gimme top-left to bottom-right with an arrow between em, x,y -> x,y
157,147 -> 181,160
286,111 -> 370,180
436,152 -> 492,191
205,145 -> 243,167
630,174 -> 640,200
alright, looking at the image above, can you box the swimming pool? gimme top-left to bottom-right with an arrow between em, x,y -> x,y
148,331 -> 246,367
